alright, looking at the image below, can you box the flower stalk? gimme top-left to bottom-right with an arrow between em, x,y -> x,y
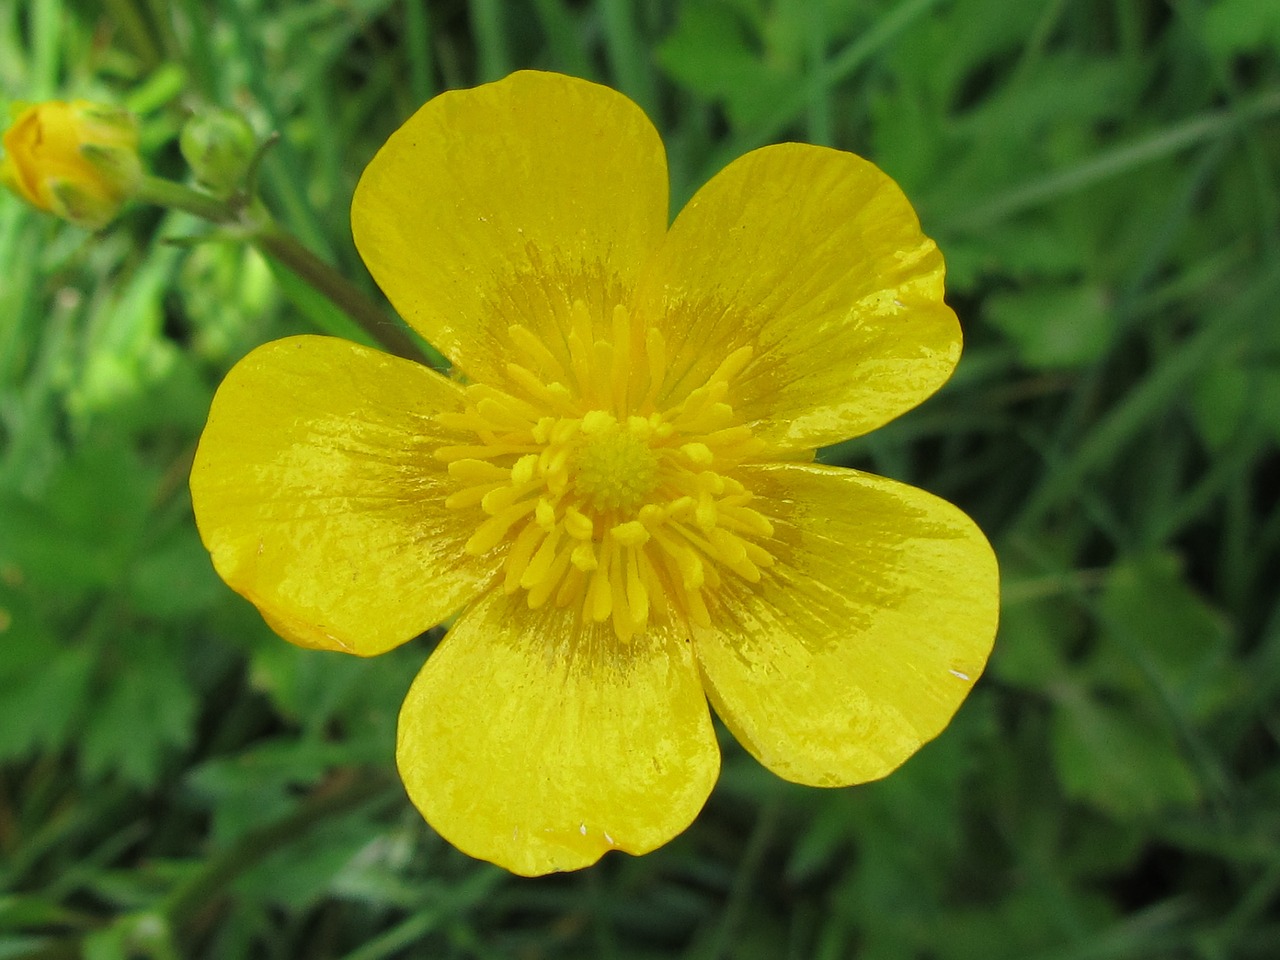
133,175 -> 428,364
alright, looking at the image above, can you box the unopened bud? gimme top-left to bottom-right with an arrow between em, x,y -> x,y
0,100 -> 142,229
180,107 -> 257,196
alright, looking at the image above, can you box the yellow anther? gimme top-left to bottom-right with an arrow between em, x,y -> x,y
644,326 -> 667,406
686,588 -> 711,628
480,484 -> 531,515
511,454 -> 539,484
581,409 -> 616,435
627,415 -> 653,439
710,344 -> 754,386
694,472 -> 727,495
476,396 -> 531,430
610,521 -> 650,547
722,505 -> 775,538
445,483 -> 501,510
556,568 -> 586,608
507,324 -> 565,379
563,507 -> 594,540
551,419 -> 579,444
435,444 -> 513,462
681,442 -> 714,466
505,362 -> 575,413
625,551 -> 649,624
667,496 -> 695,520
527,547 -> 572,609
535,498 -> 556,530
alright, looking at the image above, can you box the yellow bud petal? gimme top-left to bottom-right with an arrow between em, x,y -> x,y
2,100 -> 142,229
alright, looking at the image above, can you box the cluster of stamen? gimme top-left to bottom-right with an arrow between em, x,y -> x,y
435,300 -> 775,640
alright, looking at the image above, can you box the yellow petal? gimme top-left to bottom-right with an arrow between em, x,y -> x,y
694,463 -> 998,786
190,336 -> 496,656
352,71 -> 667,387
634,144 -> 960,451
397,588 -> 719,876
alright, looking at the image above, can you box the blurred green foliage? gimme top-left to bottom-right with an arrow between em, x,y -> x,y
2,0 -> 1279,957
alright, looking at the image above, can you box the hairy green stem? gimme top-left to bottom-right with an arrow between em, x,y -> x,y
254,226 -> 428,363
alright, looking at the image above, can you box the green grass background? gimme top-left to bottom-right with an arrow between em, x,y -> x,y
2,0 -> 1279,957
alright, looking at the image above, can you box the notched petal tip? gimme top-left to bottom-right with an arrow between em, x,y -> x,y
396,591 -> 720,875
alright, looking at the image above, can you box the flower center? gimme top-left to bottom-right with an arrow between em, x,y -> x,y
571,412 -> 658,511
435,300 -> 774,640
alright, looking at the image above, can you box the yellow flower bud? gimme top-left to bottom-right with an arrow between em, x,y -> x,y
1,100 -> 143,229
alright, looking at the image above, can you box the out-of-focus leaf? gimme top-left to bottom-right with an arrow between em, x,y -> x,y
0,436 -> 155,594
989,593 -> 1072,690
127,529 -> 224,619
1051,693 -> 1200,818
79,632 -> 198,787
656,1 -> 793,129
0,895 -> 86,931
1191,358 -> 1280,449
0,632 -> 93,760
984,282 -> 1115,369
1203,0 -> 1280,58
187,739 -> 385,843
1094,553 -> 1237,723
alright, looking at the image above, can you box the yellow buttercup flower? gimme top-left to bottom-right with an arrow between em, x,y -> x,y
1,100 -> 142,229
190,71 -> 998,876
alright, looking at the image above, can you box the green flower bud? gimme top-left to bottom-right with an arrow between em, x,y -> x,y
180,107 -> 257,196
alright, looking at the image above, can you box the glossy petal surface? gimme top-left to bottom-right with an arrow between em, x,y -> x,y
190,336 -> 496,656
634,144 -> 960,451
694,464 -> 998,786
397,588 -> 719,876
352,71 -> 668,387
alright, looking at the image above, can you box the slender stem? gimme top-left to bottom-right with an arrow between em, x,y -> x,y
254,227 -> 428,363
135,175 -> 233,222
133,176 -> 428,363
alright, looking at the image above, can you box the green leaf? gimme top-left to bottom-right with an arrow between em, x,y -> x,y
0,894 -> 86,931
988,594 -> 1071,690
1095,553 -> 1236,723
1191,358 -> 1280,449
0,436 -> 155,594
79,632 -> 198,788
656,1 -> 793,130
1051,693 -> 1200,818
0,634 -> 93,760
127,529 -> 224,619
187,739 -> 385,843
1203,0 -> 1280,58
983,282 -> 1115,369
